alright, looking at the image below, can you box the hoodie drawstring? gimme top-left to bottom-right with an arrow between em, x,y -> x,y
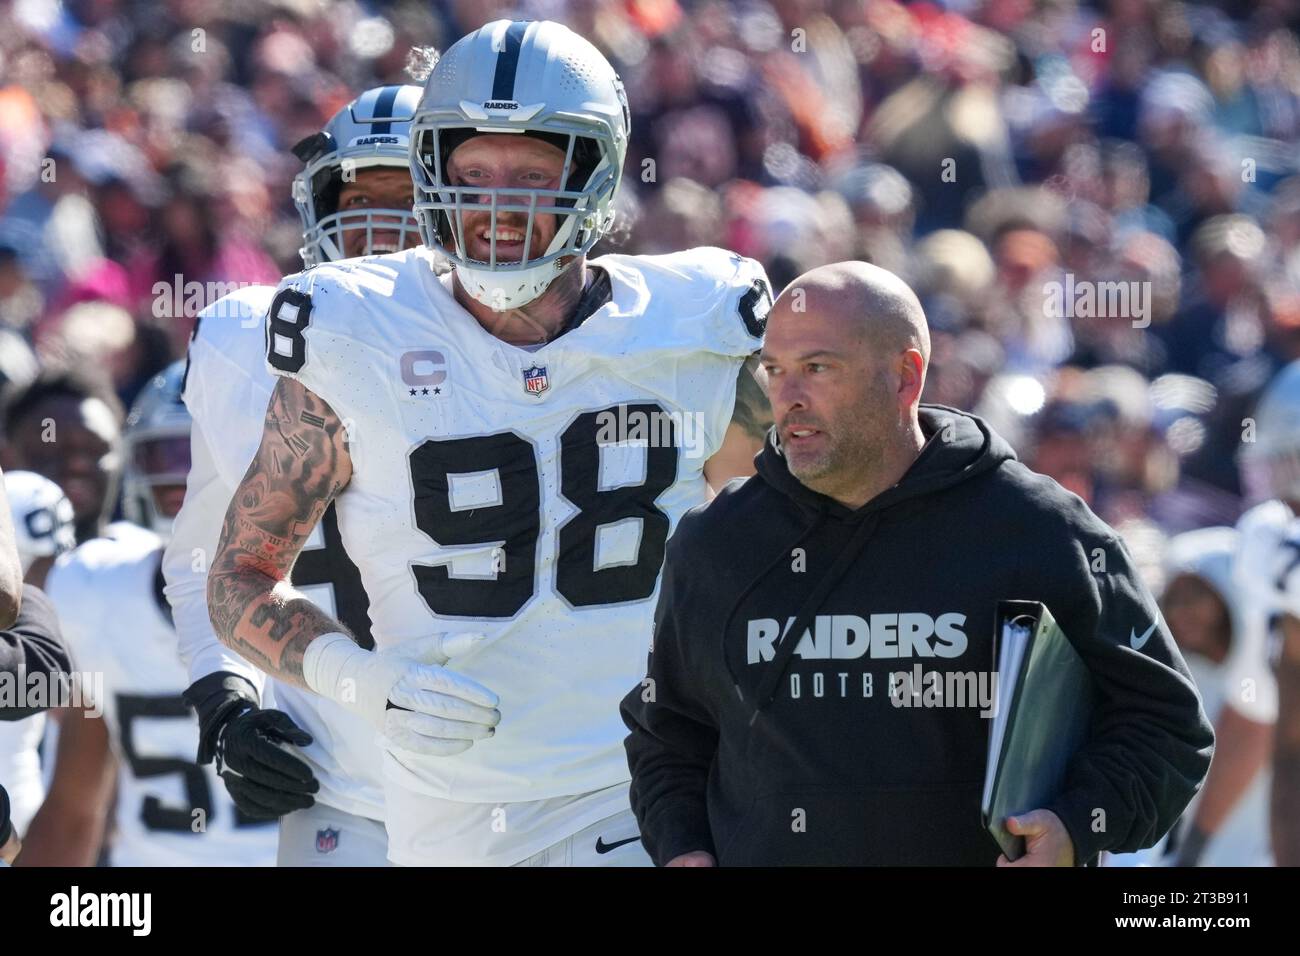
745,510 -> 884,722
722,507 -> 828,703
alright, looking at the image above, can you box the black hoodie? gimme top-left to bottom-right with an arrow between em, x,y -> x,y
0,586 -> 72,721
621,406 -> 1214,866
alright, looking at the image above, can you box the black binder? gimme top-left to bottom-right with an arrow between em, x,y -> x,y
981,600 -> 1095,861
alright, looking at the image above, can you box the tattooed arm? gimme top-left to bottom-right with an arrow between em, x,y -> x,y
207,376 -> 501,753
206,377 -> 351,688
703,354 -> 772,491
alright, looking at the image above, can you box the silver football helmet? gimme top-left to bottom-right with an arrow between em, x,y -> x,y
1242,360 -> 1300,504
409,19 -> 630,311
292,85 -> 425,266
4,470 -> 75,574
121,361 -> 191,540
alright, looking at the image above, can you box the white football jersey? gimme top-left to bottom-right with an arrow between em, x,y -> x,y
1183,653 -> 1273,865
46,529 -> 277,867
4,524 -> 148,836
267,246 -> 768,804
0,716 -> 45,835
1227,500 -> 1288,724
164,283 -> 385,822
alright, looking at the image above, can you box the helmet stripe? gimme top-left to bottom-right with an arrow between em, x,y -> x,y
490,21 -> 530,101
369,85 -> 401,135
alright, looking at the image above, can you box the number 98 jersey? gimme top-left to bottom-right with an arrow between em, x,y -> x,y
267,246 -> 768,803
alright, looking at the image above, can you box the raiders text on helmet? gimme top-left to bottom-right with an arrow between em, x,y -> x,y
292,85 -> 425,266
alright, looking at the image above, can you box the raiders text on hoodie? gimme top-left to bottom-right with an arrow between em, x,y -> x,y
621,406 -> 1214,866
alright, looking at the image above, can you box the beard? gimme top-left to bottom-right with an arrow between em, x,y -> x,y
785,388 -> 897,491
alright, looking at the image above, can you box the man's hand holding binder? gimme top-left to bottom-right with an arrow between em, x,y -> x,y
995,810 -> 1074,867
983,601 -> 1096,866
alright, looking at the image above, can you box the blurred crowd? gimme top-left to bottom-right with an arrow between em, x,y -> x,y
2,0 -> 1300,560
2,0 -> 1299,866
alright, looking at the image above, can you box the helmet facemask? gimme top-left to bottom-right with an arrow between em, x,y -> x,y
122,428 -> 191,539
411,120 -> 619,311
120,361 -> 192,542
292,136 -> 423,266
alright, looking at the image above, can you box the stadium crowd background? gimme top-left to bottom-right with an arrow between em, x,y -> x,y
0,0 -> 1298,862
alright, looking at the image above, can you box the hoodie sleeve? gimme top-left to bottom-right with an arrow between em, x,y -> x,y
1039,516 -> 1214,864
0,585 -> 73,721
620,531 -> 720,865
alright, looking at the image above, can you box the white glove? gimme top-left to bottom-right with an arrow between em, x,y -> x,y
303,632 -> 500,757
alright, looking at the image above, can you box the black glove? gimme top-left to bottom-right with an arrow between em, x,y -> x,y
184,672 -> 319,820
217,708 -> 319,819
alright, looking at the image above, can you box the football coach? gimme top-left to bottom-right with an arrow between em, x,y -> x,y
620,261 -> 1213,866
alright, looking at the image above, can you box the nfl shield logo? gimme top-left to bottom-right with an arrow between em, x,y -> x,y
316,827 -> 339,854
522,364 -> 549,395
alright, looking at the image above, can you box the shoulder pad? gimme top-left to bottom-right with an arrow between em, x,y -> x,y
594,247 -> 771,355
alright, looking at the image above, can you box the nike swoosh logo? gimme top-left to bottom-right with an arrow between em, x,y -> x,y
594,835 -> 641,855
1130,621 -> 1158,650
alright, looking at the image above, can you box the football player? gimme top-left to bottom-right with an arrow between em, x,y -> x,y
20,364 -> 278,866
0,368 -> 127,546
3,470 -> 75,588
1269,526 -> 1300,866
0,471 -> 75,842
208,20 -> 774,866
1157,527 -> 1271,866
1241,361 -> 1300,866
1178,360 -> 1300,867
164,85 -> 425,865
1147,364 -> 1300,866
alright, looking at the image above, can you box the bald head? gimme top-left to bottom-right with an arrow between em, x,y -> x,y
776,261 -> 930,368
759,260 -> 931,508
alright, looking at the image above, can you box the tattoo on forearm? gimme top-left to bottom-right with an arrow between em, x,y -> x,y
285,432 -> 311,457
207,377 -> 354,686
731,353 -> 773,441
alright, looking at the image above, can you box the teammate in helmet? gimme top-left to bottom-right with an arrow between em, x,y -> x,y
0,470 -> 75,850
1237,360 -> 1300,866
1147,527 -> 1272,866
21,362 -> 279,867
1265,516 -> 1300,866
292,85 -> 424,264
164,85 -> 425,866
121,364 -> 191,540
0,369 -> 125,545
209,20 -> 774,866
2,470 -> 75,588
1163,361 -> 1300,866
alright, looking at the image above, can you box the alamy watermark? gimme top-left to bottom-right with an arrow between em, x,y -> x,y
595,403 -> 708,460
151,274 -> 263,326
888,665 -> 998,718
1042,273 -> 1151,329
50,886 -> 151,935
0,669 -> 103,717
